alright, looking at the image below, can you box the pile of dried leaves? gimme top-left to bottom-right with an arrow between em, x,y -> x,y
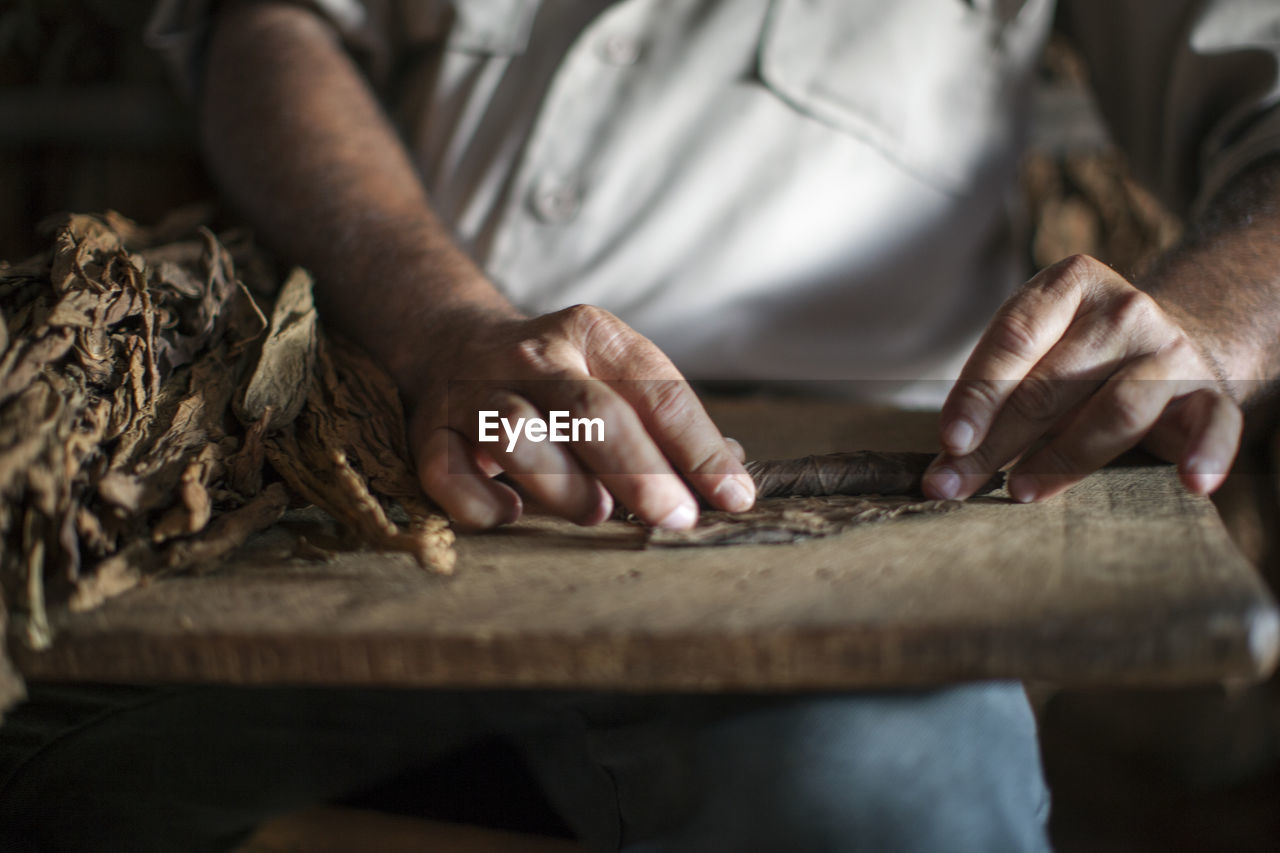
0,211 -> 454,712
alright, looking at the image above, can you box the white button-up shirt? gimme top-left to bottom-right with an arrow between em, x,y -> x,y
150,0 -> 1280,404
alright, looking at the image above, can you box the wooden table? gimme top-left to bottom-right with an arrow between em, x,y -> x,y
8,399 -> 1278,689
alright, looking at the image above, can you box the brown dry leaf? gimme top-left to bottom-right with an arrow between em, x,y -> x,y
0,330 -> 76,407
163,482 -> 289,572
68,556 -> 142,613
237,266 -> 316,432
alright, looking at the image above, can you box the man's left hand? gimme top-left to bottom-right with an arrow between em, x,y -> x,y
923,254 -> 1242,502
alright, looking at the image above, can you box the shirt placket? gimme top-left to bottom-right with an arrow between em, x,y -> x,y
487,0 -> 662,308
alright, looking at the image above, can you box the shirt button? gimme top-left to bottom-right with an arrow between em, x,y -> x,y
598,33 -> 641,66
530,181 -> 582,224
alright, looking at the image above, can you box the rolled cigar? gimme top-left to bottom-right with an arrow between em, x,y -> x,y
743,451 -> 1004,498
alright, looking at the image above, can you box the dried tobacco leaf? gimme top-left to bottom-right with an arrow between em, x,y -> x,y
261,341 -> 456,574
236,267 -> 316,431
161,482 -> 289,572
0,211 -> 456,719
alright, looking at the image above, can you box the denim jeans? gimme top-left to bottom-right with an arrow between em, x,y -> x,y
0,682 -> 1050,852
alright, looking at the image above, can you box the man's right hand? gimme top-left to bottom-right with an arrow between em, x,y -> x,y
403,303 -> 755,530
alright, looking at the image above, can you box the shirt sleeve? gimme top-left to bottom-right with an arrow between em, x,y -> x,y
1062,0 -> 1280,218
145,0 -> 447,97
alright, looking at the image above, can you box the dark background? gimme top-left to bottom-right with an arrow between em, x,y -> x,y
0,0 -> 212,260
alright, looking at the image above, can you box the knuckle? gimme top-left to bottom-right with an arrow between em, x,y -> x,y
1049,253 -> 1107,294
1006,375 -> 1061,423
573,307 -> 667,374
510,334 -> 572,374
559,380 -> 601,413
956,378 -> 1006,413
645,379 -> 696,431
1099,383 -> 1153,435
1104,290 -> 1161,339
561,303 -> 627,350
560,305 -> 680,380
511,335 -> 552,371
991,309 -> 1043,361
1029,253 -> 1114,311
565,378 -> 618,414
559,302 -> 610,329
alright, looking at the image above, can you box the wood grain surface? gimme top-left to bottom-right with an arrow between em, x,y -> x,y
8,399 -> 1278,689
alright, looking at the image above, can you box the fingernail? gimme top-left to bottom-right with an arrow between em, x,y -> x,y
943,419 -> 975,455
657,501 -> 698,530
715,475 -> 755,512
925,466 -> 960,500
1183,456 -> 1220,493
1184,455 -> 1216,477
1008,473 -> 1036,503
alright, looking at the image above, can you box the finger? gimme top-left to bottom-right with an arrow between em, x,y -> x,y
574,321 -> 752,514
1175,389 -> 1242,494
939,255 -> 1105,456
1041,396 -> 1089,443
608,378 -> 756,512
461,391 -> 609,525
473,446 -> 503,478
417,427 -> 522,530
520,377 -> 702,529
523,480 -> 615,522
562,304 -> 754,512
924,301 -> 1135,500
724,437 -> 746,464
1006,356 -> 1198,502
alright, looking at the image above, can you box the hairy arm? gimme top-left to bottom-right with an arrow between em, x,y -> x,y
201,2 -> 508,375
201,1 -> 754,528
1143,155 -> 1280,398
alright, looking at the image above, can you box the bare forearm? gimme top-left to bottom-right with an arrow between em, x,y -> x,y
201,2 -> 516,389
1140,155 -> 1280,401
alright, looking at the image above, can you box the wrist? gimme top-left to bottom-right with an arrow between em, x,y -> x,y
382,299 -> 525,405
312,262 -> 521,405
1150,295 -> 1260,402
